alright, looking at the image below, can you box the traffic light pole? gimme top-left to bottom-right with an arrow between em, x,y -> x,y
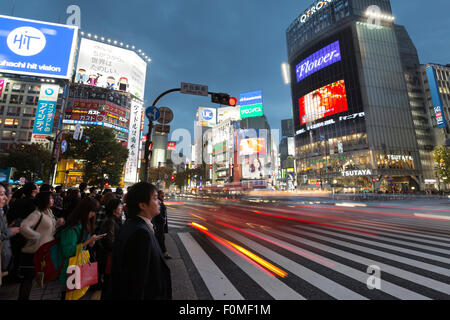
143,88 -> 235,183
144,88 -> 181,182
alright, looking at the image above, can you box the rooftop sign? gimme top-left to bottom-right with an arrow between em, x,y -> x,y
300,0 -> 334,24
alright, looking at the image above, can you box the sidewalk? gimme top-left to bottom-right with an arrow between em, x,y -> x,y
0,233 -> 197,300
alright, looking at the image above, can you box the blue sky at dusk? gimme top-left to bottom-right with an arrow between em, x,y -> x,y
1,0 -> 449,150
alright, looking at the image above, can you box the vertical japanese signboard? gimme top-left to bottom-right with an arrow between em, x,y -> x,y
124,99 -> 143,183
31,84 -> 60,142
426,66 -> 448,129
0,79 -> 5,99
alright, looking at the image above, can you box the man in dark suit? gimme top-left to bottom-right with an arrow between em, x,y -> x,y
109,182 -> 172,300
152,190 -> 171,259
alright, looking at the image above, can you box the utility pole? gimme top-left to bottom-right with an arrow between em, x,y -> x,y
144,88 -> 180,182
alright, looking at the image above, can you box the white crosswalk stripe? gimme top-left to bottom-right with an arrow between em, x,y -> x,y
244,228 -> 430,300
294,225 -> 450,267
178,233 -> 244,300
335,221 -> 450,249
284,226 -> 450,295
171,206 -> 450,300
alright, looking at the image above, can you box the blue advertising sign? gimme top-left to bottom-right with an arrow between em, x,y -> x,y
240,90 -> 263,107
0,15 -> 78,79
296,41 -> 341,83
426,66 -> 448,129
240,90 -> 264,119
31,84 -> 59,140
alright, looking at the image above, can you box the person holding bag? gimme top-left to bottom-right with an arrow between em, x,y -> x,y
18,191 -> 65,300
58,197 -> 106,300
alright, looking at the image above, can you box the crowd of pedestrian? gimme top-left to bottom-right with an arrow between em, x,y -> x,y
0,181 -> 172,300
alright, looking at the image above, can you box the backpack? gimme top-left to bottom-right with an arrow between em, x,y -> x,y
33,226 -> 80,284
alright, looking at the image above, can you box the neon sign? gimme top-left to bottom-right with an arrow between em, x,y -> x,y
296,41 -> 341,82
300,0 -> 334,24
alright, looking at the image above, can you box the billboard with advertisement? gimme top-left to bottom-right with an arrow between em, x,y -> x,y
0,15 -> 78,79
299,80 -> 348,125
426,66 -> 448,129
217,106 -> 241,123
239,138 -> 266,156
296,40 -> 341,83
167,141 -> 177,151
197,107 -> 217,127
75,38 -> 147,99
63,98 -> 130,133
124,100 -> 144,183
31,84 -> 60,142
241,157 -> 265,180
240,90 -> 263,119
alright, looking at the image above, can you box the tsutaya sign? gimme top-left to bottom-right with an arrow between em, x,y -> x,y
300,0 -> 334,24
296,40 -> 341,82
341,169 -> 373,177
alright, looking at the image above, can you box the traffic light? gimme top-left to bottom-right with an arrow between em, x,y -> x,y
85,136 -> 90,144
170,175 -> 175,181
211,93 -> 237,106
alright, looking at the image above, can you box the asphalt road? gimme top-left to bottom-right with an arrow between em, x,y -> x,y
165,196 -> 450,300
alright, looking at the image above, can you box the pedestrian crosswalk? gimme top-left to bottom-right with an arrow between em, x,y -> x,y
166,206 -> 204,230
175,214 -> 450,300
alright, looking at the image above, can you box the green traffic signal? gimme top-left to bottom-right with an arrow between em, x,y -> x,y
85,136 -> 90,143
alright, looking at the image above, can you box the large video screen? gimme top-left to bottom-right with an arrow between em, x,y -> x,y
239,138 -> 266,156
75,38 -> 147,99
299,79 -> 348,125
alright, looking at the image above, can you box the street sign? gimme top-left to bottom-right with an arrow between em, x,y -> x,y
181,82 -> 208,96
146,106 -> 160,121
61,140 -> 67,153
157,107 -> 174,125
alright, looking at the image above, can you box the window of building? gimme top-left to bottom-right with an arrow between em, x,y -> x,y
4,118 -> 19,128
2,130 -> 16,140
23,107 -> 35,117
9,95 -> 23,104
11,83 -> 25,93
18,131 -> 30,142
20,119 -> 33,129
27,85 -> 41,94
25,95 -> 39,105
7,106 -> 20,116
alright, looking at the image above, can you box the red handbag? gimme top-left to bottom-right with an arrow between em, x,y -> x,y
78,261 -> 98,289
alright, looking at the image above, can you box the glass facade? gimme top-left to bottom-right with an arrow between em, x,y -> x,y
287,0 -> 423,191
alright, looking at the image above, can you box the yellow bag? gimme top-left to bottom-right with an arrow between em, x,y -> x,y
65,244 -> 91,300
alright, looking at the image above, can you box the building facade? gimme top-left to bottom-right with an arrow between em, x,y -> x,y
287,0 -> 424,192
0,74 -> 65,151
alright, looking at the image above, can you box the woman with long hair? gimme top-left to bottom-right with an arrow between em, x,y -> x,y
58,197 -> 106,298
18,191 -> 65,300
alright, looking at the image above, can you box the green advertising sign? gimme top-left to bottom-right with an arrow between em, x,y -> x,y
240,103 -> 264,119
240,90 -> 263,119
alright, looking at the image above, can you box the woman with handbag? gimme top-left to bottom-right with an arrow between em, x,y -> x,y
18,191 -> 65,300
58,197 -> 106,300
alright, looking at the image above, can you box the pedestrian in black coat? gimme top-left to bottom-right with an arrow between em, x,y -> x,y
152,190 -> 171,259
108,182 -> 171,300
